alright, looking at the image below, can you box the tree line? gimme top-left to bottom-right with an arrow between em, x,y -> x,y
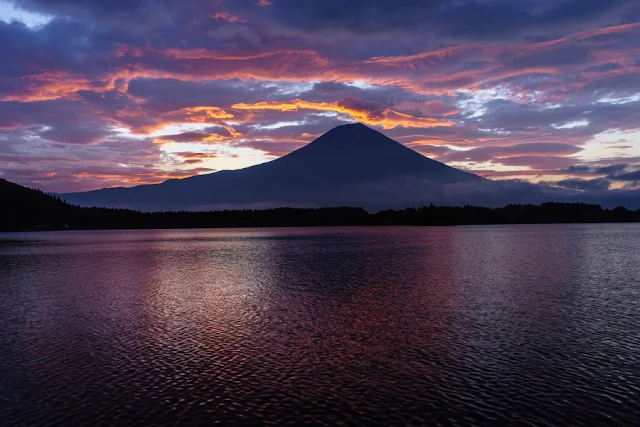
1,178 -> 639,232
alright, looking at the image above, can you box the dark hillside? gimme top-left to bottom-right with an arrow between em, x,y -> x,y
0,178 -> 78,230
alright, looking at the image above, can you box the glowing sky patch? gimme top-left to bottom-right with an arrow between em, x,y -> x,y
147,124 -> 219,138
0,1 -> 51,27
597,94 -> 640,105
161,143 -> 273,172
553,120 -> 590,130
251,121 -> 307,131
580,129 -> 640,161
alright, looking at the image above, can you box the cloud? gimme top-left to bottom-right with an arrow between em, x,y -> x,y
609,170 -> 640,181
586,63 -> 623,73
173,152 -> 219,159
260,0 -> 638,41
563,164 -> 640,185
554,178 -> 612,192
0,0 -> 639,202
442,143 -> 583,163
232,98 -> 454,129
567,163 -> 630,174
0,100 -> 118,144
153,128 -> 233,144
235,140 -> 306,157
438,0 -> 637,40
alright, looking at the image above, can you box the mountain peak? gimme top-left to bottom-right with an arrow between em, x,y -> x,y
326,122 -> 381,135
335,122 -> 369,129
302,122 -> 402,152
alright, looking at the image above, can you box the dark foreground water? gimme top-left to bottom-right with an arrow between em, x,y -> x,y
1,225 -> 639,426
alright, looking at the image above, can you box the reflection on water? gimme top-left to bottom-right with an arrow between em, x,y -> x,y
1,225 -> 640,425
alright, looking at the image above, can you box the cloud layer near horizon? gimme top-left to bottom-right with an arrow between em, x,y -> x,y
1,0 -> 639,197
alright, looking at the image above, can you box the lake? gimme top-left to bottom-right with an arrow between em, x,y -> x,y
1,225 -> 639,426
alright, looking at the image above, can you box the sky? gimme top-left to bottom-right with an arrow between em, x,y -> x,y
0,0 -> 639,194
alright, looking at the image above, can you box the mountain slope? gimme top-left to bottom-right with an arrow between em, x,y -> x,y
0,178 -> 77,229
62,123 -> 486,211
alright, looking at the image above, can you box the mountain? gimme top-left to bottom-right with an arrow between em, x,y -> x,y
58,123 -> 640,211
62,123 -> 500,211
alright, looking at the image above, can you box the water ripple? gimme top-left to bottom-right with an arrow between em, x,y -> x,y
1,225 -> 639,426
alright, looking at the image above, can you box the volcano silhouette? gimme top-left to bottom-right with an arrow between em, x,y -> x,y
63,123 -> 496,211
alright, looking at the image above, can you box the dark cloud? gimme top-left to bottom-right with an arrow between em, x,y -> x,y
609,170 -> 640,181
502,45 -> 594,69
596,164 -> 629,174
12,0 -> 153,17
0,100 -> 116,144
443,143 -> 582,163
265,0 -> 448,34
498,156 -> 576,169
154,128 -> 233,143
586,63 -> 623,73
583,72 -> 640,97
441,0 -> 637,40
555,178 -> 612,192
565,164 -> 640,184
40,126 -> 111,145
262,0 -> 636,41
567,165 -> 592,173
126,78 -> 285,111
10,0 -> 199,33
567,163 -> 630,174
304,81 -> 407,106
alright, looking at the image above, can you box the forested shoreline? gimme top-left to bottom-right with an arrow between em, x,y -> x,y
2,178 -> 639,232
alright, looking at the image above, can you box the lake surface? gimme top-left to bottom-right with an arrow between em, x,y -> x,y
1,225 -> 639,426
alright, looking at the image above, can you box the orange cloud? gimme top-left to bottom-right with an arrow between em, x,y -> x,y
173,152 -> 220,159
231,99 -> 454,129
1,72 -> 97,102
71,168 -> 215,187
158,48 -> 323,61
2,68 -> 156,102
154,132 -> 229,144
0,122 -> 22,130
123,106 -> 237,134
184,106 -> 234,120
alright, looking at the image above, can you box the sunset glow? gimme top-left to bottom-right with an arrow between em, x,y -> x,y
1,0 -> 639,193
